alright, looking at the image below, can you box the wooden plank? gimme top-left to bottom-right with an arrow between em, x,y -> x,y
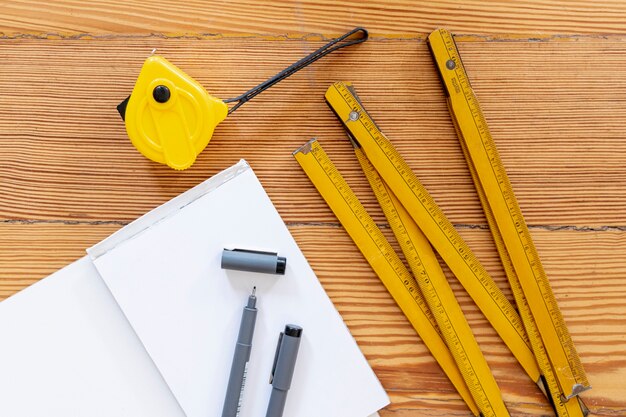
1,222 -> 624,416
2,3 -> 625,416
2,1 -> 626,36
0,222 -> 121,298
1,37 -> 626,227
297,225 -> 626,416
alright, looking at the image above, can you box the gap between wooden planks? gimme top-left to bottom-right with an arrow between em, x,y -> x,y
3,1 -> 626,35
0,223 -> 624,415
1,37 -> 626,226
1,14 -> 625,417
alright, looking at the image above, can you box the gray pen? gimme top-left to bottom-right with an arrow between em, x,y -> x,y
222,288 -> 258,417
265,324 -> 303,417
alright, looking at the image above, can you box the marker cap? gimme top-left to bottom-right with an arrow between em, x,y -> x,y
221,248 -> 287,275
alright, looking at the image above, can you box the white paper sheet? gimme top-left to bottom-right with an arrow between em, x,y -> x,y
88,160 -> 389,417
0,257 -> 186,417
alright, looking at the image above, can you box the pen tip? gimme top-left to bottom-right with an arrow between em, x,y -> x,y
252,286 -> 256,296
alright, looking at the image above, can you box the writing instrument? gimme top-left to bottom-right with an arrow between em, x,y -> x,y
265,324 -> 302,417
222,288 -> 258,417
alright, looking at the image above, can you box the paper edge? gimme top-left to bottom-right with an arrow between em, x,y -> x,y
0,256 -> 188,416
86,159 -> 390,416
87,159 -> 250,260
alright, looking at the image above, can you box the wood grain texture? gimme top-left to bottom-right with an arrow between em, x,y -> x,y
3,0 -> 626,36
1,1 -> 625,416
1,223 -> 624,415
2,37 -> 626,227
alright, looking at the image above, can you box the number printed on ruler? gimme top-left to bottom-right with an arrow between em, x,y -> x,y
325,81 -> 542,387
354,145 -> 509,417
427,27 -> 589,400
294,138 -> 483,417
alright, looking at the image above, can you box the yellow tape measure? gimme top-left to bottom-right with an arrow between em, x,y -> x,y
352,141 -> 509,417
119,56 -> 228,171
293,138 -> 481,417
117,28 -> 367,170
427,28 -> 590,403
325,81 -> 543,389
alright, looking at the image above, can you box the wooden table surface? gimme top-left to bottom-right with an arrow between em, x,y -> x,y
1,1 -> 625,416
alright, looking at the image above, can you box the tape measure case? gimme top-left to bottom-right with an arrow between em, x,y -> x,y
123,56 -> 228,170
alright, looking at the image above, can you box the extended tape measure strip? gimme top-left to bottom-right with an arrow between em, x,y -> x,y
427,28 -> 589,401
293,139 -> 480,416
353,140 -> 509,417
325,81 -> 542,388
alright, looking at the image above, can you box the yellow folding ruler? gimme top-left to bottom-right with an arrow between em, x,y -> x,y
427,28 -> 590,414
294,138 -> 481,416
352,139 -> 510,417
324,81 -> 544,391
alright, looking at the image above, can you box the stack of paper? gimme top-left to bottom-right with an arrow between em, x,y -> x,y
0,160 -> 389,417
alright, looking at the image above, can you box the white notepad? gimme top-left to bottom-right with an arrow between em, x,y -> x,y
0,160 -> 388,417
87,160 -> 388,417
0,256 -> 186,416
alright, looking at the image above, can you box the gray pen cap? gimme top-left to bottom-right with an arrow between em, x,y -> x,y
270,325 -> 302,390
221,249 -> 287,275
